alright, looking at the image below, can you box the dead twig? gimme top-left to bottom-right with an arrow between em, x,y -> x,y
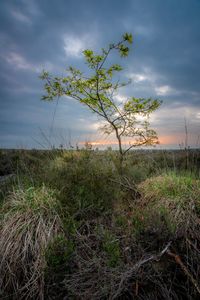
167,249 -> 200,296
186,237 -> 200,254
109,178 -> 136,192
112,241 -> 172,299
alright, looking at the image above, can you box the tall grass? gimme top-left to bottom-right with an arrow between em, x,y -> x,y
0,185 -> 63,299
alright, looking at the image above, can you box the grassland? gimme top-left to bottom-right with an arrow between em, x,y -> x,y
0,148 -> 200,299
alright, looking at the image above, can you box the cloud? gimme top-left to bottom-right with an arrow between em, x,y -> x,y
196,112 -> 200,119
128,69 -> 180,97
115,94 -> 127,103
3,51 -> 54,74
63,35 -> 84,57
128,67 -> 161,85
63,34 -> 95,58
4,52 -> 39,72
129,73 -> 148,83
5,52 -> 32,70
154,85 -> 173,96
11,9 -> 32,24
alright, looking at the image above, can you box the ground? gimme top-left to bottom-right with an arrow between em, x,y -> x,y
0,148 -> 200,299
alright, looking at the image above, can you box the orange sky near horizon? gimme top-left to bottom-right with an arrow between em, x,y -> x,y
79,135 -> 185,148
77,129 -> 200,148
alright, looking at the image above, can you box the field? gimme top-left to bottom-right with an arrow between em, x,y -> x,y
1,148 -> 200,299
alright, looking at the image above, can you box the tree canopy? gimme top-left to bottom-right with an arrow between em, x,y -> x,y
40,33 -> 161,162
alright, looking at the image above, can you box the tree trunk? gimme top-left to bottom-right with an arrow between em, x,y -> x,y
115,128 -> 124,174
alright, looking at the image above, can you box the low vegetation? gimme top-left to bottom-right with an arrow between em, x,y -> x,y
0,148 -> 200,299
0,184 -> 63,299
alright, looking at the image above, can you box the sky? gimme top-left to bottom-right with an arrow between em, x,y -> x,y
0,0 -> 200,149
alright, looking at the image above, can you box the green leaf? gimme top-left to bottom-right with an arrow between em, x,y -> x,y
83,49 -> 94,57
123,33 -> 133,44
119,45 -> 129,57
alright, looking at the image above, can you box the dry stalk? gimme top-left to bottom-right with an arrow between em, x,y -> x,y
112,241 -> 172,299
167,249 -> 200,296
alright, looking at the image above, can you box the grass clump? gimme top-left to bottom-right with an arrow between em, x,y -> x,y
0,185 -> 63,299
138,172 -> 200,233
140,171 -> 200,200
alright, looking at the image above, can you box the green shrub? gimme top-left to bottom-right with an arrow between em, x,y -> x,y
46,152 -> 121,215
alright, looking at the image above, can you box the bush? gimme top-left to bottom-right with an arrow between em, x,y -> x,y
46,151 -> 122,215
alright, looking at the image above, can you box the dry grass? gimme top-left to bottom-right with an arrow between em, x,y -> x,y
0,185 -> 63,299
63,215 -> 200,299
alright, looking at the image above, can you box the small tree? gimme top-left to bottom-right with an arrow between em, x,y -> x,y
40,33 -> 161,167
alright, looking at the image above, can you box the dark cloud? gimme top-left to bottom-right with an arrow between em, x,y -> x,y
0,0 -> 200,148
